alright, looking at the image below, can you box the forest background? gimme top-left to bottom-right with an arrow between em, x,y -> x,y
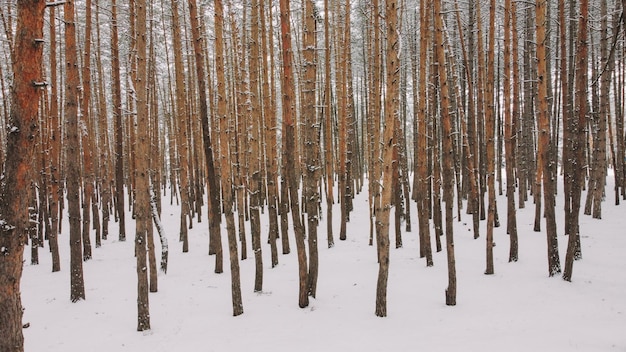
0,0 -> 625,350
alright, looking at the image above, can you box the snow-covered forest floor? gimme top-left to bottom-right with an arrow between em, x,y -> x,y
22,175 -> 626,351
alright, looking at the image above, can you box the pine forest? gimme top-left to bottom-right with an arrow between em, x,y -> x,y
1,0 -> 625,350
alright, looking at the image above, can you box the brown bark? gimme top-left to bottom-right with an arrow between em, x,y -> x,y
47,4 -> 61,272
323,0 -> 335,249
65,0 -> 86,303
215,0 -> 243,316
564,0 -> 588,282
171,0 -> 191,253
280,0 -> 309,308
375,0 -> 400,317
249,0 -> 264,292
133,0 -> 150,330
504,0 -> 518,262
81,0 -> 95,259
434,0 -> 456,305
111,0 -> 126,242
259,0 -> 280,266
536,0 -> 561,277
485,0 -> 497,275
186,0 -> 222,271
303,0 -> 319,298
416,0 -> 433,265
0,2 -> 45,350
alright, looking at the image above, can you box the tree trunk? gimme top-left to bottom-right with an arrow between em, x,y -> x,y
536,0 -> 561,277
111,0 -> 126,242
434,0 -> 456,305
65,0 -> 86,303
171,0 -> 192,253
0,2 -> 45,350
302,0 -> 319,298
215,0 -> 243,316
81,0 -> 95,259
504,0 -> 519,262
484,0 -> 497,275
564,0 -> 588,282
134,0 -> 151,330
47,4 -> 61,272
375,0 -> 400,317
187,0 -> 222,272
280,0 -> 309,308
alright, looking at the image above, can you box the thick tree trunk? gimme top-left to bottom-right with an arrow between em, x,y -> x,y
65,0 -> 86,303
0,2 -> 45,350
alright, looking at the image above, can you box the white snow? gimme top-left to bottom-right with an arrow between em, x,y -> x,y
21,175 -> 626,351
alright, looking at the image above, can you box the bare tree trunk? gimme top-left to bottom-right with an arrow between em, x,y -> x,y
434,0 -> 457,305
302,0 -> 319,298
280,0 -> 309,308
65,0 -> 86,303
259,0 -> 280,266
171,0 -> 192,253
504,0 -> 519,262
375,0 -> 400,317
564,0 -> 588,282
0,2 -> 45,350
215,0 -> 243,316
249,0 -> 264,292
323,0 -> 335,249
111,0 -> 126,242
416,0 -> 433,265
484,0 -> 497,275
47,4 -> 61,272
536,0 -> 561,277
81,0 -> 95,259
133,0 -> 151,330
187,0 -> 222,272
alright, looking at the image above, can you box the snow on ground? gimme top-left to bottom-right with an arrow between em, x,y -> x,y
22,178 -> 626,351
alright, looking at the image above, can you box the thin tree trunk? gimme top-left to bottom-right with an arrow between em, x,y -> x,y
48,4 -> 61,272
504,0 -> 519,262
65,0 -> 86,303
434,0 -> 456,305
302,0 -> 319,298
187,0 -> 222,272
280,0 -> 309,308
134,0 -> 151,330
81,0 -> 95,260
375,0 -> 400,317
111,0 -> 126,242
215,0 -> 243,316
536,0 -> 561,277
416,0 -> 433,265
484,0 -> 497,275
564,0 -> 588,281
